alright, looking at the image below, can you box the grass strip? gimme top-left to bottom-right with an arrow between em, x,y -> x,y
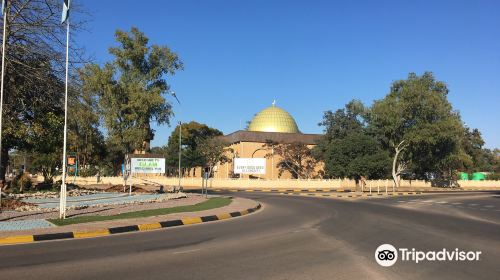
48,197 -> 232,226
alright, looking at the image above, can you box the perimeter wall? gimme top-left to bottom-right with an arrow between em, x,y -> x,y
46,176 -> 500,190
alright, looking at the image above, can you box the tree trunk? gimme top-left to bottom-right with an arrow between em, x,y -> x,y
0,145 -> 9,183
392,141 -> 406,191
392,150 -> 399,190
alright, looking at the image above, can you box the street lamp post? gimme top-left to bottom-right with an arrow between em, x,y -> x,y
178,121 -> 182,192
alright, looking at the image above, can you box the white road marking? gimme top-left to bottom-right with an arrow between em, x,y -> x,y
484,205 -> 495,208
436,201 -> 448,204
452,202 -> 462,205
172,249 -> 201,255
468,204 -> 478,206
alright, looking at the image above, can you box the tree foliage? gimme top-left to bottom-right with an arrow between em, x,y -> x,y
323,132 -> 391,179
196,137 -> 232,177
164,121 -> 223,176
80,27 -> 183,166
318,99 -> 366,142
266,141 -> 319,179
67,86 -> 105,174
369,72 -> 465,186
316,100 -> 390,180
0,0 -> 87,182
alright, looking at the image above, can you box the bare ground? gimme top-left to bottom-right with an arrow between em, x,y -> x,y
0,193 -> 208,222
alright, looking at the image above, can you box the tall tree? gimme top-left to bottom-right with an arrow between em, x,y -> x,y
318,99 -> 366,142
80,27 -> 183,173
265,141 -> 319,179
0,0 -> 87,181
315,99 -> 367,160
369,72 -> 466,188
67,86 -> 105,175
316,100 -> 390,180
461,127 -> 497,173
323,132 -> 391,180
165,121 -> 223,176
196,137 -> 232,178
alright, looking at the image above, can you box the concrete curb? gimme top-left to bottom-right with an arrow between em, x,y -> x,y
279,192 -> 422,198
213,189 -> 353,193
211,188 -> 499,193
0,204 -> 262,246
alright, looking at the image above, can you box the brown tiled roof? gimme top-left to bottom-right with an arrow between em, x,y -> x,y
220,130 -> 322,145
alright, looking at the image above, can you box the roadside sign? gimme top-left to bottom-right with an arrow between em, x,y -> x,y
131,158 -> 165,173
234,158 -> 266,174
67,156 -> 77,166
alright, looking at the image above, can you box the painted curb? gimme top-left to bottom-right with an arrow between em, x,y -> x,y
213,189 -> 353,193
0,204 -> 262,245
211,188 -> 499,193
279,192 -> 422,198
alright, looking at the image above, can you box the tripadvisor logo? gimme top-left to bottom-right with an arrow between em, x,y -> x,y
375,244 -> 398,267
375,244 -> 482,267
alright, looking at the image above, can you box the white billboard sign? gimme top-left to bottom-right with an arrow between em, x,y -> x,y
131,158 -> 165,174
234,158 -> 266,175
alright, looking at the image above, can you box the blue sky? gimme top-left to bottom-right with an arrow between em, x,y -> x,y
74,0 -> 500,148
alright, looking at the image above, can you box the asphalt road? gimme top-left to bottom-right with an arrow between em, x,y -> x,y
0,191 -> 499,280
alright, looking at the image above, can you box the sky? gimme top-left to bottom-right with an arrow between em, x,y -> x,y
74,0 -> 500,148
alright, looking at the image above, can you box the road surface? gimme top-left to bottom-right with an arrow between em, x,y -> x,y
0,191 -> 499,280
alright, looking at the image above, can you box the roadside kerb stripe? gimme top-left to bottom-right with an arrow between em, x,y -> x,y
181,217 -> 203,225
74,229 -> 110,239
109,225 -> 140,234
216,213 -> 232,220
0,204 -> 262,245
278,192 -> 422,198
138,223 -> 162,231
211,188 -> 498,193
33,232 -> 74,241
0,235 -> 34,244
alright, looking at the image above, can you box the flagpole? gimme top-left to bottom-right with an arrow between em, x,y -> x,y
59,16 -> 70,219
0,2 -> 7,212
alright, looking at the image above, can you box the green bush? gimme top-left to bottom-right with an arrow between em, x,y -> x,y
79,166 -> 99,177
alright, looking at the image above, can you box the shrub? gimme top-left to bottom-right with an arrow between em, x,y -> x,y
487,173 -> 500,180
79,166 -> 99,177
11,173 -> 33,192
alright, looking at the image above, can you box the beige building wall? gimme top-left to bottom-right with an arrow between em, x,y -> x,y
212,141 -> 322,180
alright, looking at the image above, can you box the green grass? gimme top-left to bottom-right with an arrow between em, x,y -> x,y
48,197 -> 232,226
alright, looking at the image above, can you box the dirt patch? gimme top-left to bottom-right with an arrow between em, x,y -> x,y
104,185 -> 150,193
1,199 -> 36,211
1,193 -> 208,221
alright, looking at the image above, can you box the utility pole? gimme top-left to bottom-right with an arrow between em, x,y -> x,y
0,0 -> 10,212
177,121 -> 182,192
59,6 -> 71,219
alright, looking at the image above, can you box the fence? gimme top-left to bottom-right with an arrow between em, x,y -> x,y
45,176 -> 500,190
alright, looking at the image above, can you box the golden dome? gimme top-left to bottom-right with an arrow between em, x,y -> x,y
248,104 -> 300,133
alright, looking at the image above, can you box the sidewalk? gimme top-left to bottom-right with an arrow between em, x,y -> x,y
0,197 -> 258,238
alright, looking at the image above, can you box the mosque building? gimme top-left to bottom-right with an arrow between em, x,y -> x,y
215,102 -> 323,179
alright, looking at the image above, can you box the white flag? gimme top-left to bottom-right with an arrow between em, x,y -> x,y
61,0 -> 70,24
1,0 -> 6,16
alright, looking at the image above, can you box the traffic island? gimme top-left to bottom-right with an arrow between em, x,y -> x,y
0,196 -> 261,245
